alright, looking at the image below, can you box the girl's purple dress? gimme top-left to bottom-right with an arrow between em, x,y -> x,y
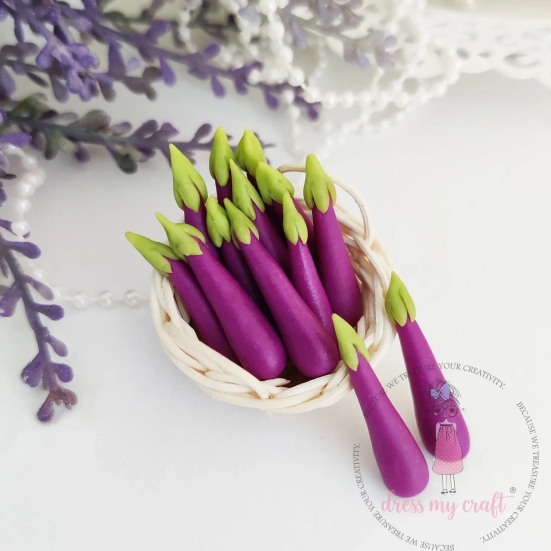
433,424 -> 463,475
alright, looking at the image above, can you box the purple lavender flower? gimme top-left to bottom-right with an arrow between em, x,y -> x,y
0,195 -> 77,421
0,0 -> 319,116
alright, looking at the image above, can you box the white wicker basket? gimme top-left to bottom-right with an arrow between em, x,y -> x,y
150,164 -> 396,413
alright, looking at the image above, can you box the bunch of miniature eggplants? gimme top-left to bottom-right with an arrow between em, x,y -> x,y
127,129 -> 470,497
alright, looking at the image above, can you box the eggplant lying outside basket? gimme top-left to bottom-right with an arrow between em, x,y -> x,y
150,163 -> 395,413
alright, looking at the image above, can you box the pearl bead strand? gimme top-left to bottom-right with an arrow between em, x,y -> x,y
4,146 -> 146,310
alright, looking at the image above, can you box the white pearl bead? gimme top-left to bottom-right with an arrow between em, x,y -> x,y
123,290 -> 143,308
16,179 -> 35,198
98,291 -> 115,309
288,105 -> 300,121
14,198 -> 31,214
288,68 -> 304,87
322,93 -> 337,109
247,69 -> 261,84
50,286 -> 63,300
432,83 -> 447,98
268,21 -> 285,40
30,169 -> 46,188
281,89 -> 295,104
303,87 -> 319,103
72,292 -> 90,309
22,155 -> 38,170
340,92 -> 355,109
33,268 -> 46,281
11,220 -> 29,237
259,0 -> 277,16
280,47 -> 294,65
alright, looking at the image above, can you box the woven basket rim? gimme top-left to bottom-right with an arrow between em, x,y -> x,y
151,164 -> 396,414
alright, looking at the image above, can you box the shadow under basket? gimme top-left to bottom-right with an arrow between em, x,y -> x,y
150,164 -> 396,413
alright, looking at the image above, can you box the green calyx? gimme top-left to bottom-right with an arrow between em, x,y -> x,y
209,127 -> 235,187
256,162 -> 294,206
125,232 -> 178,275
205,196 -> 232,247
155,212 -> 205,258
385,272 -> 417,327
169,144 -> 208,212
234,130 -> 266,177
332,314 -> 370,371
303,154 -> 337,213
223,199 -> 259,245
230,159 -> 265,220
282,193 -> 308,245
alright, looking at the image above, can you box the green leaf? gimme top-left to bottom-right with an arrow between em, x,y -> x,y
54,130 -> 74,153
304,154 -> 337,213
156,213 -> 205,258
169,144 -> 207,212
385,272 -> 417,327
332,314 -> 370,371
113,150 -> 137,174
209,126 -> 235,186
44,132 -> 60,160
256,162 -> 294,205
234,129 -> 266,177
282,193 -> 308,245
125,232 -> 178,275
230,159 -> 264,220
68,110 -> 111,133
205,196 -> 232,247
224,199 -> 259,245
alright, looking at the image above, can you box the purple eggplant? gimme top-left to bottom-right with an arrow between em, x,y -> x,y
204,196 -> 266,309
209,127 -> 235,203
169,144 -> 221,261
282,193 -> 336,343
230,159 -> 289,273
333,314 -> 429,497
304,154 -> 363,326
156,214 -> 287,381
224,200 -> 339,378
125,232 -> 237,362
386,272 -> 470,458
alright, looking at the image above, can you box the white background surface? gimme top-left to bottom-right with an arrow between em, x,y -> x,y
1,64 -> 550,550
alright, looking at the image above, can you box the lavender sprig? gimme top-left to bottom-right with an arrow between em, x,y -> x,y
2,94 -> 234,173
0,0 -> 320,118
0,207 -> 76,422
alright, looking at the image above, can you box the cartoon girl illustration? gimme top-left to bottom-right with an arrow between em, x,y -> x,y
429,379 -> 463,494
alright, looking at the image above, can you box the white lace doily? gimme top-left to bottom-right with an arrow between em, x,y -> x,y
428,4 -> 551,87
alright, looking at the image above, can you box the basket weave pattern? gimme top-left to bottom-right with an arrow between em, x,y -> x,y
151,165 -> 395,413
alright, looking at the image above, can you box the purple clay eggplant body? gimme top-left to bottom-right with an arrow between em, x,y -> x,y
156,215 -> 287,381
304,154 -> 363,326
385,272 -> 470,458
230,160 -> 289,273
225,200 -> 339,378
209,127 -> 235,203
282,193 -> 336,343
125,232 -> 237,362
169,144 -> 221,261
333,315 -> 429,497
205,196 -> 266,309
256,162 -> 314,243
